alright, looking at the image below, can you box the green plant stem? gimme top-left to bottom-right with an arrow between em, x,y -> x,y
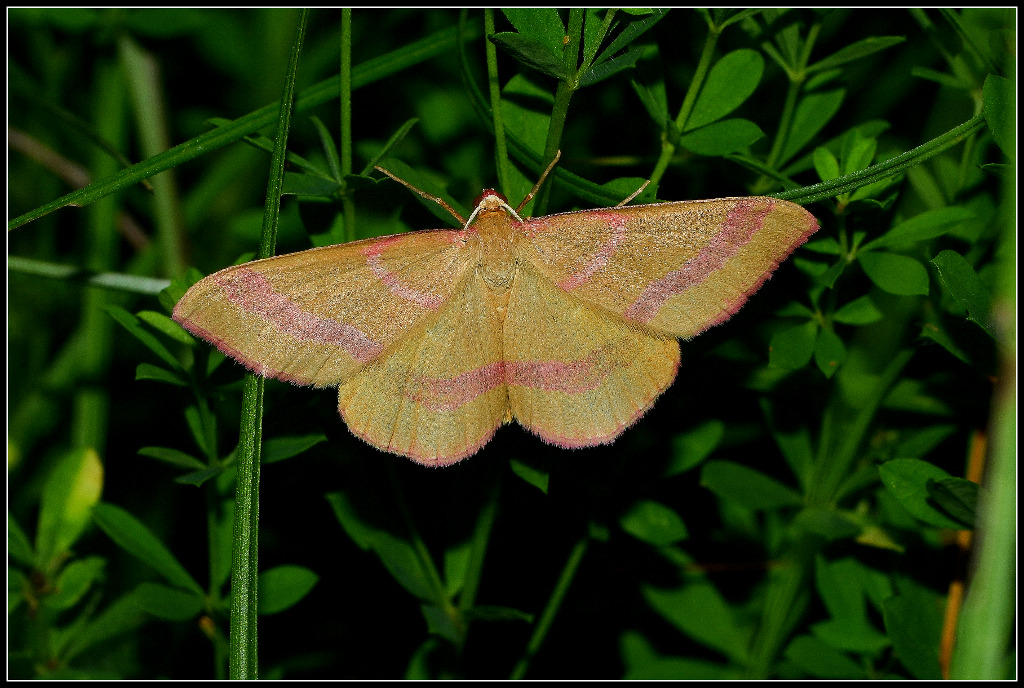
776,114 -> 987,206
7,256 -> 170,294
387,463 -> 449,603
456,462 -> 502,623
533,8 -> 584,217
745,533 -> 819,678
648,28 -> 720,190
815,348 -> 914,504
509,535 -> 589,679
206,489 -> 228,680
117,34 -> 186,277
229,9 -> 308,680
483,9 -> 511,196
340,8 -> 355,242
949,152 -> 1016,679
9,24 -> 479,231
675,29 -> 719,132
755,22 -> 819,195
71,61 -> 125,455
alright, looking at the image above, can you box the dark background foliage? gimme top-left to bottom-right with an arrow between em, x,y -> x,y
8,7 -> 1015,679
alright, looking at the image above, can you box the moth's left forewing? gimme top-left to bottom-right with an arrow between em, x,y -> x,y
520,198 -> 818,339
173,229 -> 475,388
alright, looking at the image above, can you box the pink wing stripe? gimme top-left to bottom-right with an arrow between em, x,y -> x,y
624,199 -> 772,324
363,235 -> 444,310
215,268 -> 383,363
556,213 -> 627,291
408,349 -> 615,412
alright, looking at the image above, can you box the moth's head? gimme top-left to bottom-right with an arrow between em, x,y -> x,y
466,189 -> 522,227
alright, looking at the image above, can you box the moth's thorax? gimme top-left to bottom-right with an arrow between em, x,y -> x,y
471,191 -> 520,291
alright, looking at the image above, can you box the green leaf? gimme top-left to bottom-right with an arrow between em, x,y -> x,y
361,118 -> 420,176
802,236 -> 844,255
807,36 -> 906,73
814,328 -> 847,378
877,459 -> 966,530
133,581 -> 204,621
262,433 -> 327,463
883,591 -> 943,679
927,478 -> 979,529
982,73 -> 1014,160
769,321 -> 818,370
184,405 -> 213,459
894,424 -> 957,459
631,77 -> 669,129
793,506 -> 861,540
60,590 -> 147,663
49,556 -> 106,611
770,425 -> 814,487
421,603 -> 462,644
784,634 -> 867,678
579,43 -> 645,88
310,115 -> 342,181
642,582 -> 751,664
259,565 -> 319,615
667,420 -> 724,476
107,306 -> 183,370
687,49 -> 765,130
282,171 -> 342,197
594,8 -> 667,64
175,464 -> 227,488
840,131 -> 877,176
326,492 -> 435,602
930,249 -> 997,338
465,605 -> 533,622
490,32 -> 570,80
865,206 -> 975,250
92,502 -> 204,595
136,310 -> 196,346
509,459 -> 549,494
371,532 -> 436,602
678,118 -> 765,156
813,146 -> 840,182
620,500 -> 688,546
858,251 -> 929,296
135,363 -> 187,386
36,447 -> 104,573
813,621 -> 891,654
700,460 -> 803,510
8,514 -> 34,566
501,73 -> 554,157
833,295 -> 883,325
444,539 -> 471,596
814,556 -> 875,626
325,491 -> 375,551
781,89 -> 845,164
621,630 -> 729,679
501,8 -> 565,55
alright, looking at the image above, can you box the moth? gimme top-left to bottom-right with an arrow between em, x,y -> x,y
173,161 -> 818,466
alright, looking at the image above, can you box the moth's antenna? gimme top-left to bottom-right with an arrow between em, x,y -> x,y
375,165 -> 466,225
516,150 -> 562,213
616,180 -> 651,207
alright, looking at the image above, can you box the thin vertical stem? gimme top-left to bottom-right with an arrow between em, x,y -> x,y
229,9 -> 308,680
340,8 -> 356,242
484,9 -> 511,196
533,8 -> 583,217
509,535 -> 589,679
